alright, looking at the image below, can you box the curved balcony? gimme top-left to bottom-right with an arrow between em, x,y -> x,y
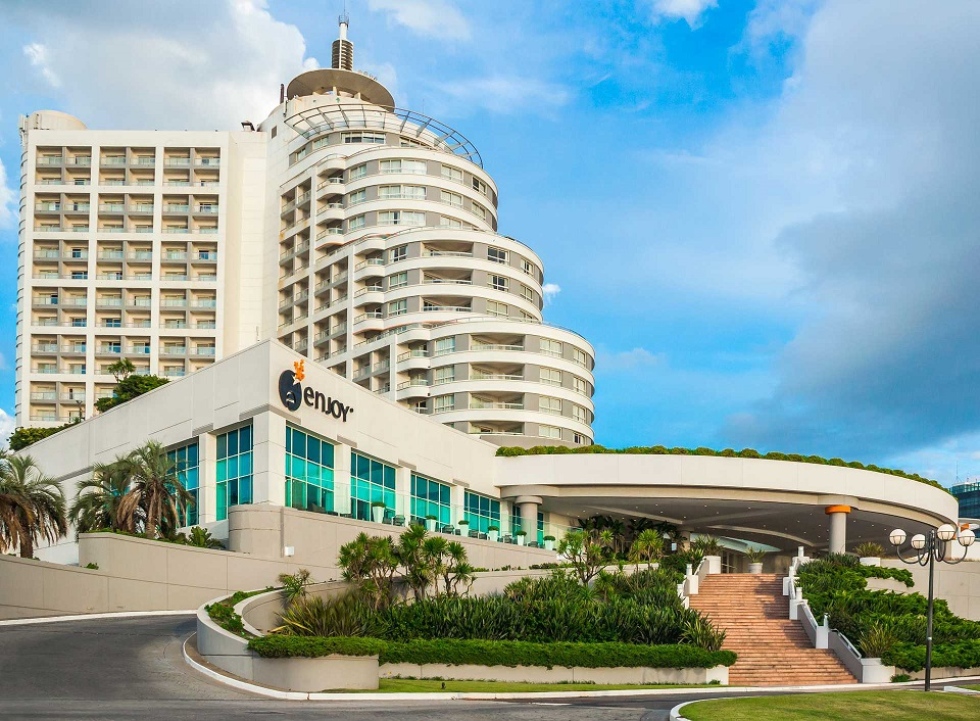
318,203 -> 345,223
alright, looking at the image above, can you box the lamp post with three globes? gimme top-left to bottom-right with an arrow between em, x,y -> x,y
889,523 -> 975,691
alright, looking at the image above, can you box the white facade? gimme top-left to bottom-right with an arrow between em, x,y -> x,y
16,24 -> 595,446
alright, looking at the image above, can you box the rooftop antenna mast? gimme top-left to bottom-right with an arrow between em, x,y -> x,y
333,5 -> 354,70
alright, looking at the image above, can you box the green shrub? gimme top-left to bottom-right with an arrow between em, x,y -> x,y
859,621 -> 899,658
854,542 -> 886,558
206,587 -> 273,637
247,636 -> 737,669
493,445 -> 944,490
275,591 -> 372,637
882,640 -> 980,672
84,562 -> 99,570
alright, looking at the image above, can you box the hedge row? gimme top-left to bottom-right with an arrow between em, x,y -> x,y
247,636 -> 737,669
883,640 -> 980,672
495,444 -> 943,490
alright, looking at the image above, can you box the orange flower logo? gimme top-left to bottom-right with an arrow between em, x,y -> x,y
293,359 -> 305,382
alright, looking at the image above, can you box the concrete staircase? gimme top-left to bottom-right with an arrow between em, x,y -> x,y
690,573 -> 856,686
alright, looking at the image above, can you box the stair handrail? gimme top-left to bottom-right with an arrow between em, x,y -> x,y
676,557 -> 708,607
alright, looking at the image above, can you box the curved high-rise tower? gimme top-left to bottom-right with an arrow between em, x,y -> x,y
265,20 -> 595,446
16,18 -> 595,447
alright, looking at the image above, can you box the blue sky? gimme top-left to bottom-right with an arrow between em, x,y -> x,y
2,0 -> 980,485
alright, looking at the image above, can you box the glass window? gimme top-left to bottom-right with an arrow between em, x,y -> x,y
572,405 -> 588,423
472,177 -> 489,195
486,300 -> 508,317
348,214 -> 366,231
402,211 -> 426,226
285,425 -> 336,513
539,424 -> 562,440
489,275 -> 508,292
441,165 -> 463,183
388,271 -> 408,289
348,189 -> 366,205
572,348 -> 588,367
411,474 -> 451,526
167,441 -> 200,527
434,336 -> 455,355
216,423 -> 253,521
521,259 -> 534,276
572,376 -> 588,395
343,131 -> 385,144
349,164 -> 367,180
350,451 -> 396,522
464,490 -> 500,534
488,247 -> 507,264
521,285 -> 534,302
388,299 -> 407,316
540,396 -> 561,414
540,338 -> 563,357
433,394 -> 455,413
440,190 -> 463,207
434,366 -> 455,385
540,368 -> 561,386
439,216 -> 462,228
389,245 -> 407,262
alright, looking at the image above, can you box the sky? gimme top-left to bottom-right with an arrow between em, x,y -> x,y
1,0 -> 979,485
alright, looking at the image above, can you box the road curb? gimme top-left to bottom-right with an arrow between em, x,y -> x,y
0,610 -> 195,627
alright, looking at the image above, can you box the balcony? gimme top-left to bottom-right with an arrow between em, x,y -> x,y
99,204 -> 125,213
471,343 -> 525,352
397,349 -> 428,362
165,158 -> 191,167
469,400 -> 524,410
191,347 -> 216,357
471,373 -> 524,381
160,346 -> 188,356
397,378 -> 430,390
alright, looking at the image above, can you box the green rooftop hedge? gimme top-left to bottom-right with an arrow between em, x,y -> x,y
495,444 -> 944,491
247,636 -> 736,669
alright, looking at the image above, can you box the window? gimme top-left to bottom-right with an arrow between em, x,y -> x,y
380,159 -> 427,175
71,248 -> 85,259
285,425 -> 336,513
440,190 -> 463,207
486,300 -> 508,318
71,271 -> 88,280
540,396 -> 561,415
572,405 -> 588,424
434,336 -> 455,355
104,318 -> 122,328
522,259 -> 534,277
71,318 -> 86,327
434,366 -> 455,385
168,442 -> 200,526
350,452 -> 396,522
348,215 -> 366,231
464,490 -> 500,534
439,216 -> 462,229
411,474 -> 451,526
216,424 -> 253,521
521,285 -> 534,302
539,424 -> 562,440
378,211 -> 398,225
441,165 -> 463,183
540,338 -> 563,357
489,275 -> 508,292
342,131 -> 385,144
349,164 -> 367,180
433,394 -> 455,412
380,185 -> 425,200
348,189 -> 366,205
472,177 -> 489,195
572,348 -> 588,367
488,247 -> 507,264
471,203 -> 487,221
540,368 -> 561,386
389,245 -> 408,263
572,376 -> 588,395
388,271 -> 408,289
388,299 -> 407,316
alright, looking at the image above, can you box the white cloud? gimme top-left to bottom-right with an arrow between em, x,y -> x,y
0,409 -> 15,449
542,283 -> 561,303
598,348 -> 666,372
368,0 -> 470,41
23,42 -> 59,87
647,0 -> 718,27
434,76 -> 571,116
0,160 -> 15,229
6,0 -> 314,130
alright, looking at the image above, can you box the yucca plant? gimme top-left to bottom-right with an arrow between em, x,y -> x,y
854,542 -> 886,558
274,591 -> 370,637
859,620 -> 899,658
680,614 -> 727,651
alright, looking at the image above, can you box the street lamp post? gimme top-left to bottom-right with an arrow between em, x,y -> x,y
889,524 -> 975,691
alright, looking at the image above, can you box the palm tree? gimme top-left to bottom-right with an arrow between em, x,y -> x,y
0,456 -> 67,558
69,459 -> 138,535
629,528 -> 664,570
121,441 -> 192,539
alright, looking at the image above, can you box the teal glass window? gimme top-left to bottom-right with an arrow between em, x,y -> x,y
167,442 -> 199,527
216,424 -> 253,521
350,451 -> 395,521
285,425 -> 335,513
510,508 -> 545,542
464,490 -> 500,534
410,474 -> 451,526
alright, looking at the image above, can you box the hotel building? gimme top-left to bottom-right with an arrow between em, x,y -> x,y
16,18 -> 595,447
